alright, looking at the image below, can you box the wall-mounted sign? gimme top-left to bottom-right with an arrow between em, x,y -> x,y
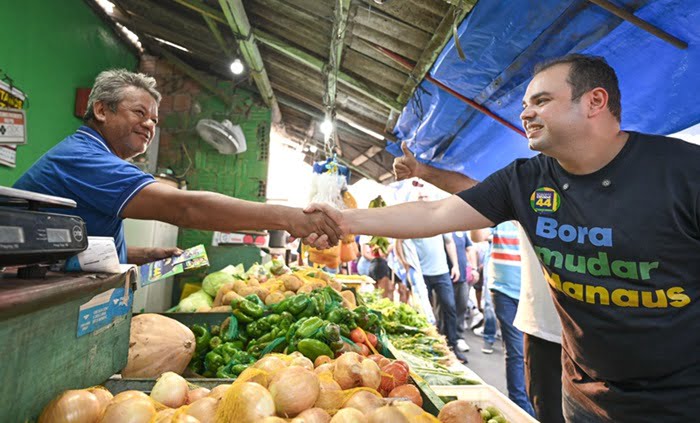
0,108 -> 26,144
0,144 -> 16,168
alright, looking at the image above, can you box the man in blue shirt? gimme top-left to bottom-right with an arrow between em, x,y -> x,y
14,69 -> 339,264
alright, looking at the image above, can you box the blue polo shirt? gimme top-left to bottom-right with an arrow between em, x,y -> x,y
13,126 -> 155,263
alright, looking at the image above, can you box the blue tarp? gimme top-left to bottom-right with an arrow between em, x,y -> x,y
390,0 -> 700,181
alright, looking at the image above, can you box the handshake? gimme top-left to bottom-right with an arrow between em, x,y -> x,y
287,203 -> 349,250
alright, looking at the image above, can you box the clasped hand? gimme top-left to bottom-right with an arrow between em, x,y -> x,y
289,203 -> 346,250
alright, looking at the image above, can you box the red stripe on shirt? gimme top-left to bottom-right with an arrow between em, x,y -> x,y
493,236 -> 519,245
491,252 -> 521,262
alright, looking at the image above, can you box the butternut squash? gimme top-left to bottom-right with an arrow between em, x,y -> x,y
122,314 -> 195,378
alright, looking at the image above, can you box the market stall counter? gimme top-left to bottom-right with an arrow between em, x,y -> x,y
0,269 -> 135,422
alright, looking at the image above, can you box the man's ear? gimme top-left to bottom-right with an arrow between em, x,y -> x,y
93,100 -> 108,123
587,87 -> 609,118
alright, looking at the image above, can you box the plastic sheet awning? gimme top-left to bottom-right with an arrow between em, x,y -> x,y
390,0 -> 700,181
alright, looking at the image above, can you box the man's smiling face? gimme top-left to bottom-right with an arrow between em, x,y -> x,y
520,63 -> 588,154
97,86 -> 159,159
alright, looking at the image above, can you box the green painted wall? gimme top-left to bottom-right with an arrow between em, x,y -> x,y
0,1 -> 137,186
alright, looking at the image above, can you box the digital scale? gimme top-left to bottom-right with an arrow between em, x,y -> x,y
0,186 -> 88,269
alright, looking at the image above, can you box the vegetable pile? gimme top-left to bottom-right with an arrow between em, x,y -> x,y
185,286 -> 384,379
41,352 -> 445,423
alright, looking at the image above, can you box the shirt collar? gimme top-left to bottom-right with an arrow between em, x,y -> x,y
76,125 -> 112,153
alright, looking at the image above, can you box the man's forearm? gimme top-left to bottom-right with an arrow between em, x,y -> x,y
177,191 -> 295,232
345,200 -> 460,239
445,240 -> 459,269
127,247 -> 152,265
417,163 -> 479,194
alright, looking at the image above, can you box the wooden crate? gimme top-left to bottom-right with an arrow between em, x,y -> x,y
0,271 -> 133,422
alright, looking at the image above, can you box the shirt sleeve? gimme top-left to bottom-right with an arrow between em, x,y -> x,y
456,160 -> 520,225
56,147 -> 155,218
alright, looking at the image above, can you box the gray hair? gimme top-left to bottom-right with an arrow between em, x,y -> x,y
83,69 -> 161,122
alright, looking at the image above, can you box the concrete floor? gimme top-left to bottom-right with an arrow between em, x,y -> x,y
460,324 -> 508,395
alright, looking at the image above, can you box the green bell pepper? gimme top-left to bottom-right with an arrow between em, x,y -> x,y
297,339 -> 334,361
209,336 -> 223,350
287,295 -> 311,315
295,317 -> 325,339
192,324 -> 212,355
187,358 -> 204,375
204,350 -> 225,372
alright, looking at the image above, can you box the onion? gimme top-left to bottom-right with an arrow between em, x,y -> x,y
333,352 -> 363,389
170,414 -> 201,423
388,385 -> 422,407
315,371 -> 343,410
235,367 -> 271,388
87,387 -> 113,415
150,372 -> 189,408
343,391 -> 384,415
207,384 -> 231,402
290,356 -> 315,370
359,360 -> 381,390
185,397 -> 217,422
330,408 -> 367,423
100,397 -> 156,423
437,400 -> 483,423
253,355 -> 288,374
368,406 -> 409,423
38,389 -> 101,423
291,407 -> 331,423
367,355 -> 390,369
261,417 -> 287,423
215,382 -> 275,422
268,366 -> 320,417
112,390 -> 150,403
314,355 -> 333,367
315,363 -> 335,375
392,402 -> 437,423
152,408 -> 177,423
186,388 -> 210,404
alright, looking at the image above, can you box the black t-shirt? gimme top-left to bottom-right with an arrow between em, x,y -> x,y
459,132 -> 700,422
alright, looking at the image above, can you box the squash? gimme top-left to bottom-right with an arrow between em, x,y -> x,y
122,314 -> 196,378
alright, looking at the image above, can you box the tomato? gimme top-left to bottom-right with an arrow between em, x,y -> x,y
366,333 -> 378,347
350,328 -> 367,344
359,343 -> 371,356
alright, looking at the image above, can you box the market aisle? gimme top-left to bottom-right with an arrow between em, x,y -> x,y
462,328 -> 507,395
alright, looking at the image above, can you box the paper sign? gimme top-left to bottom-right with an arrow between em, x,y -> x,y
138,244 -> 209,288
0,144 -> 16,167
0,108 -> 26,144
77,287 -> 133,337
65,236 -> 121,273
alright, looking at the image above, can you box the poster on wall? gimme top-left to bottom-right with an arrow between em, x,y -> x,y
0,78 -> 26,168
0,144 -> 16,168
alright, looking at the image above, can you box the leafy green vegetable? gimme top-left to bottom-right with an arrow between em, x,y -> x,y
178,289 -> 214,312
202,271 -> 236,296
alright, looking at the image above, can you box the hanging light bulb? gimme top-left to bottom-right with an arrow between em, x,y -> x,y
230,59 -> 244,75
320,119 -> 334,138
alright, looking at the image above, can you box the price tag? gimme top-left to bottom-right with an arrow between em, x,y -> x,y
77,287 -> 132,337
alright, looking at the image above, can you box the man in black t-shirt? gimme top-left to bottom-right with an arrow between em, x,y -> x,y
306,54 -> 700,422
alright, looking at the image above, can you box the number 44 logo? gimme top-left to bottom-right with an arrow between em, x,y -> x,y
530,187 -> 561,213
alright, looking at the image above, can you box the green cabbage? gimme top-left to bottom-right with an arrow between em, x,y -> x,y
202,270 -> 236,296
178,289 -> 213,312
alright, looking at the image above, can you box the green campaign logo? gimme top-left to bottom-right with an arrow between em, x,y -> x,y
530,187 -> 560,213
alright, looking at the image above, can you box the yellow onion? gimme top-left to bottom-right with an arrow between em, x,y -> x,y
268,366 -> 320,417
359,360 -> 381,390
343,391 -> 384,415
207,384 -> 231,402
112,390 -> 150,403
87,387 -> 113,415
314,355 -> 333,368
367,406 -> 408,423
290,356 -> 315,371
291,407 -> 331,423
333,353 -> 362,389
314,371 -> 343,410
330,408 -> 367,423
436,400 -> 483,423
261,417 -> 287,423
215,382 -> 275,423
253,355 -> 288,374
151,408 -> 177,423
315,363 -> 335,375
235,367 -> 271,388
38,390 -> 101,423
186,388 -> 210,404
185,397 -> 217,423
100,397 -> 156,423
150,372 -> 189,408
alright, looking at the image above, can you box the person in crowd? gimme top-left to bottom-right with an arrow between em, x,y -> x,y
447,230 -> 477,352
306,54 -> 700,422
14,69 -> 338,265
474,222 -> 535,416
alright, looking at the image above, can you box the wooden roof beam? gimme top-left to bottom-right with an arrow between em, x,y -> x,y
323,0 -> 352,142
